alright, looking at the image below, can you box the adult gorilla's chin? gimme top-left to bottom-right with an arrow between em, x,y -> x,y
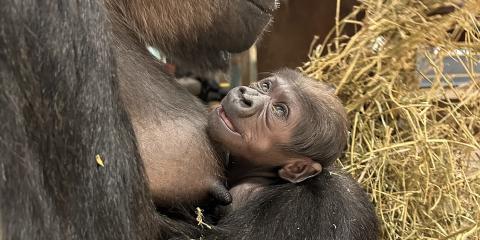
211,0 -> 276,53
105,0 -> 277,73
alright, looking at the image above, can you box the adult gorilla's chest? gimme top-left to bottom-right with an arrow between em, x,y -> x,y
114,42 -> 224,206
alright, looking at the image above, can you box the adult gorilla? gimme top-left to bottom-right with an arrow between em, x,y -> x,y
105,0 -> 277,206
0,0 -> 276,239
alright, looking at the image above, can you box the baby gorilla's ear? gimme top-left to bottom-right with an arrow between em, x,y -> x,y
278,158 -> 322,183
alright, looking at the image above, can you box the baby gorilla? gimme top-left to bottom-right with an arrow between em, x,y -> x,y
207,69 -> 378,239
208,68 -> 348,203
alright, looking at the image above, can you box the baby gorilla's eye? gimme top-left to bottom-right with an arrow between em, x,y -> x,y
260,81 -> 271,92
273,104 -> 288,118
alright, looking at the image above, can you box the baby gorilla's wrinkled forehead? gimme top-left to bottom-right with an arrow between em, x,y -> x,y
207,68 -> 348,171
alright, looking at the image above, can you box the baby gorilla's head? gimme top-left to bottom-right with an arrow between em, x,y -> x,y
208,68 -> 348,183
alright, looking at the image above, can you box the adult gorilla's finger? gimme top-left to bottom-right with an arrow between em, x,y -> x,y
209,180 -> 232,205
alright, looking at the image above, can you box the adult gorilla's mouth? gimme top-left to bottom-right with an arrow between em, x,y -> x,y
247,0 -> 277,14
218,106 -> 240,135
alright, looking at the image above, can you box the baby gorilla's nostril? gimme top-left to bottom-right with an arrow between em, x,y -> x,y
243,98 -> 252,107
236,86 -> 254,109
239,87 -> 246,94
239,97 -> 253,108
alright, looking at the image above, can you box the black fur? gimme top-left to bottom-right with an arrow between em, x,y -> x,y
214,169 -> 379,240
0,1 -> 198,239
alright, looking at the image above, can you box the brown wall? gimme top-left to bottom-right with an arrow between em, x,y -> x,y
257,0 -> 356,73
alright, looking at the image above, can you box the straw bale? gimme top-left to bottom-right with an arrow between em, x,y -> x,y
303,0 -> 480,239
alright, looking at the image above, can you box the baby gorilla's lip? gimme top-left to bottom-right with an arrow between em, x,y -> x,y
218,106 -> 240,135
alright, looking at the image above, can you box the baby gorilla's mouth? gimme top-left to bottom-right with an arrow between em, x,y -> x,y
218,106 -> 239,134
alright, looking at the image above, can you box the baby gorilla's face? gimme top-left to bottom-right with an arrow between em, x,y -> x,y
207,72 -> 302,167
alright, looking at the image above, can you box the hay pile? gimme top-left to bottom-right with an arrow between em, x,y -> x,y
303,0 -> 480,239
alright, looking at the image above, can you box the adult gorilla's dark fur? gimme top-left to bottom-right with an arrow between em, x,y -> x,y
214,170 -> 379,239
0,1 -> 164,239
0,0 -> 276,239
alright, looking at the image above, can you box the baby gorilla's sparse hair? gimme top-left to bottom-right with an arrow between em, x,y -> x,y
276,69 -> 348,168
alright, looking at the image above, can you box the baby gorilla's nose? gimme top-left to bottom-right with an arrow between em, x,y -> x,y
237,86 -> 259,109
230,86 -> 264,118
238,86 -> 258,96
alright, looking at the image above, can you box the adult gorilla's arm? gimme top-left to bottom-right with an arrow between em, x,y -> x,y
0,1 -> 179,239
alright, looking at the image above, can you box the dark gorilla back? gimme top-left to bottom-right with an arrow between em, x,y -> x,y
0,1 -> 173,239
